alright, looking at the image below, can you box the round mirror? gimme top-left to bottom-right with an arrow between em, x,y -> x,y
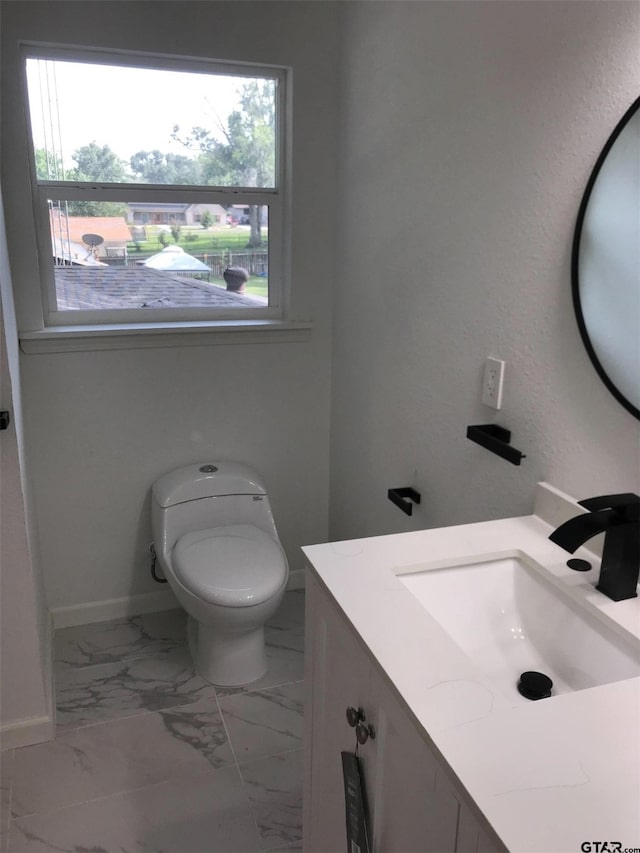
572,96 -> 640,420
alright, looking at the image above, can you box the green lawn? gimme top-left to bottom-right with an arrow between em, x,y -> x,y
128,226 -> 269,299
128,226 -> 267,255
207,275 -> 268,300
245,276 -> 268,299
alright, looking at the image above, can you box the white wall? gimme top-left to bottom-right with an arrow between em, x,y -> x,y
330,1 -> 640,541
0,190 -> 53,745
1,1 -> 339,613
3,0 -> 639,622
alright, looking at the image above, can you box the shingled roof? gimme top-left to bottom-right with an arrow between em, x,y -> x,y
54,267 -> 265,310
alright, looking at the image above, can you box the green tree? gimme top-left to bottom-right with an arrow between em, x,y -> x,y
130,150 -> 201,184
66,143 -> 128,216
68,142 -> 128,182
173,81 -> 275,247
199,209 -> 213,229
34,147 -> 64,180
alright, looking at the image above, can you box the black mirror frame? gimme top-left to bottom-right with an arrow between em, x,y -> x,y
571,95 -> 640,421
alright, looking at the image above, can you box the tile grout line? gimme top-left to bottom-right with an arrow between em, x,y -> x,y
9,774 -> 210,824
215,676 -> 304,701
236,744 -> 304,773
263,842 -> 302,852
16,704 -> 298,824
53,643 -> 188,677
31,598 -> 305,852
53,611 -> 188,674
53,706 -> 158,736
214,691 -> 242,772
53,671 -> 302,736
213,692 -> 266,850
224,684 -> 305,853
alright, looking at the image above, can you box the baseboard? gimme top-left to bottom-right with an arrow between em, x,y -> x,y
287,567 -> 306,590
52,572 -> 302,630
0,613 -> 57,750
0,714 -> 55,750
51,588 -> 180,629
45,611 -> 56,727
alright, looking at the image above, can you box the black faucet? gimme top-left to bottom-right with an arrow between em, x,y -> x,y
549,493 -> 640,601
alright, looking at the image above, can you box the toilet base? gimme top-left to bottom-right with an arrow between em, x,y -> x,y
188,616 -> 268,687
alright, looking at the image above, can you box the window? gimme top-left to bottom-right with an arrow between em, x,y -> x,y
23,47 -> 287,327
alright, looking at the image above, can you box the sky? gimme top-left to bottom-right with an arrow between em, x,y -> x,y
26,58 -> 271,171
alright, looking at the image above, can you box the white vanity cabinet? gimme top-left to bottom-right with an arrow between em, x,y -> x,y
303,572 -> 504,853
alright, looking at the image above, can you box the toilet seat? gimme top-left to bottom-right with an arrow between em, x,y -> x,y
172,524 -> 287,607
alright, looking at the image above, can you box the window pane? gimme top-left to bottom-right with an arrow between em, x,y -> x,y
48,201 -> 269,311
26,58 -> 276,188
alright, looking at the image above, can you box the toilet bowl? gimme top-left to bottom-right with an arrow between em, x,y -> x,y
151,463 -> 289,686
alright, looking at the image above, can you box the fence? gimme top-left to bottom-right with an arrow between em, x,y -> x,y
197,251 -> 268,277
123,250 -> 268,278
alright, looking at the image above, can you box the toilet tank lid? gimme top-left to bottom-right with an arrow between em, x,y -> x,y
152,462 -> 267,508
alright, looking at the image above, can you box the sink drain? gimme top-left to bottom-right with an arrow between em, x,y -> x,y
567,558 -> 591,572
517,671 -> 553,700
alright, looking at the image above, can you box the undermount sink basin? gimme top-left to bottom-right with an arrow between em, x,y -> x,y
396,552 -> 640,701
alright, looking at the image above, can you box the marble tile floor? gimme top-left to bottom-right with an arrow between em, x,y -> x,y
1,590 -> 305,853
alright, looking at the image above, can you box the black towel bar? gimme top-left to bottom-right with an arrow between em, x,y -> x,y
466,424 -> 525,466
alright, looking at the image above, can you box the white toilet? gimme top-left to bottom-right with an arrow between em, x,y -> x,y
151,462 -> 289,686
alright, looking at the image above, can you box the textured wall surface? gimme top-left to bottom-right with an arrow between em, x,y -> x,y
2,0 -> 640,618
1,194 -> 51,728
1,1 -> 339,609
330,1 -> 640,541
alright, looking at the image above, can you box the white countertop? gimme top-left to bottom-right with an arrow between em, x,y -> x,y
302,483 -> 640,853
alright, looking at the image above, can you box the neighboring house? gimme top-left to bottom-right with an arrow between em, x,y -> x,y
187,203 -> 226,226
126,202 -> 189,226
126,202 -> 226,227
49,211 -> 132,261
230,204 -> 268,225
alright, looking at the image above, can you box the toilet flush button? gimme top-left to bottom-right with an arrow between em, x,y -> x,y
199,464 -> 218,473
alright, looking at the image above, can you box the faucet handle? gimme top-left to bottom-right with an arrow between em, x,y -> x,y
579,493 -> 640,519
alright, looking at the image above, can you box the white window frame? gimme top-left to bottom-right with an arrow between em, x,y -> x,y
21,45 -> 290,330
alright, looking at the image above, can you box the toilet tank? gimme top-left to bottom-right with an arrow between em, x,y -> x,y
151,463 -> 279,554
152,462 -> 267,507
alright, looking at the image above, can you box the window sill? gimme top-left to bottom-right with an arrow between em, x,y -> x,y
19,319 -> 312,353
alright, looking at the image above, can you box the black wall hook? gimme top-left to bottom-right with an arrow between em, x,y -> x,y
388,486 -> 421,516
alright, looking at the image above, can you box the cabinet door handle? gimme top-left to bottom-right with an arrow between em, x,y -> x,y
346,706 -> 364,728
356,722 -> 376,744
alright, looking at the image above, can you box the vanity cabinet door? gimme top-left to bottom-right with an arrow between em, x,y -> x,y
304,571 -> 504,853
304,574 -> 378,853
456,805 -> 503,853
368,668 -> 460,853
